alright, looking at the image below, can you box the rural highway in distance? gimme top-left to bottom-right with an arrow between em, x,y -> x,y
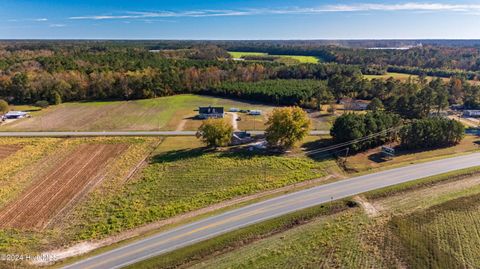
62,153 -> 480,269
0,130 -> 328,137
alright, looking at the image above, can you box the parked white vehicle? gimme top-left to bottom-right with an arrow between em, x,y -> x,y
248,110 -> 262,115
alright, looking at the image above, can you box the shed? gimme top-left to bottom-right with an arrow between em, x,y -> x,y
340,98 -> 370,111
463,110 -> 480,117
4,111 -> 28,119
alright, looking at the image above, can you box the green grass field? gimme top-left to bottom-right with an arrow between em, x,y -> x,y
390,193 -> 480,268
364,72 -> 419,81
0,94 -> 277,132
1,94 -> 333,131
364,72 -> 480,85
228,51 -> 320,64
69,136 -> 338,240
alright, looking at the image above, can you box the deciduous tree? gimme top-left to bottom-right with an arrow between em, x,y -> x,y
265,107 -> 311,150
197,118 -> 233,148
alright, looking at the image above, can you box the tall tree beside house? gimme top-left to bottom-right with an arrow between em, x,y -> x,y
0,99 -> 9,114
265,107 -> 311,150
197,118 -> 233,148
367,98 -> 384,111
314,81 -> 334,111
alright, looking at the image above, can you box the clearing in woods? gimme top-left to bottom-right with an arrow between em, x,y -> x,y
0,144 -> 127,230
0,145 -> 22,159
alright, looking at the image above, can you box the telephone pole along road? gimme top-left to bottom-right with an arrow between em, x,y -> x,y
62,153 -> 480,269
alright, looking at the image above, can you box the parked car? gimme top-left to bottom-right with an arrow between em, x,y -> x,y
248,110 -> 262,116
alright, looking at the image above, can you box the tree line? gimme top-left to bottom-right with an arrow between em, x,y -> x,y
331,112 -> 465,153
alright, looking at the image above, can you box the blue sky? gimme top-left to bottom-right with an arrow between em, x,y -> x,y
1,0 -> 480,39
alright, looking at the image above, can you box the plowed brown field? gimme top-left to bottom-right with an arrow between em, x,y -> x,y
0,145 -> 22,159
0,144 -> 127,230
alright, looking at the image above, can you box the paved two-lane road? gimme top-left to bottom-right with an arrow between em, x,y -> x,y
0,130 -> 328,137
63,153 -> 480,269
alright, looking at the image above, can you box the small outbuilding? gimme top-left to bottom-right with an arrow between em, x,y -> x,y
340,98 -> 371,111
198,106 -> 224,119
231,131 -> 253,145
3,111 -> 28,119
463,110 -> 480,117
248,110 -> 262,116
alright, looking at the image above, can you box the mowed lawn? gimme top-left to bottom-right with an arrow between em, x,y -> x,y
228,51 -> 320,64
0,95 -> 276,132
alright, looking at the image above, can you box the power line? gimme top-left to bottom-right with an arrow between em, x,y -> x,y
297,125 -> 403,157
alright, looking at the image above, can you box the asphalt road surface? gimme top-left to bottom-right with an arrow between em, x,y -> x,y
0,130 -> 328,137
62,153 -> 480,269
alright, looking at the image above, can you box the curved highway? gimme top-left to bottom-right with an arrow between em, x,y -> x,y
62,153 -> 480,269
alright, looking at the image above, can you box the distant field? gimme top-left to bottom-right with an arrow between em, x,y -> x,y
0,94 -> 332,132
365,72 -> 480,85
0,95 -> 279,132
364,72 -> 419,81
228,51 -> 320,64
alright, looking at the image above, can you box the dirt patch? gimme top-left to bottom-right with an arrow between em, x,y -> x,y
228,112 -> 239,130
0,144 -> 127,230
0,145 -> 22,159
176,118 -> 188,131
373,175 -> 480,214
353,196 -> 379,217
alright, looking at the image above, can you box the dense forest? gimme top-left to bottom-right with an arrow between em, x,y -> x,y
1,40 -> 480,114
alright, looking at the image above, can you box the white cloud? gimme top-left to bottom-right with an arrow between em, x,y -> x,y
68,2 -> 480,20
49,24 -> 66,27
34,18 -> 48,22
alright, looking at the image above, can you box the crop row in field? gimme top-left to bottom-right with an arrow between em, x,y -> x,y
0,137 -> 158,258
0,145 -> 22,160
390,193 -> 480,268
0,144 -> 127,230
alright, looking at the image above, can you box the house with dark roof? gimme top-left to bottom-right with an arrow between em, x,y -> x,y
339,98 -> 371,111
198,106 -> 224,119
